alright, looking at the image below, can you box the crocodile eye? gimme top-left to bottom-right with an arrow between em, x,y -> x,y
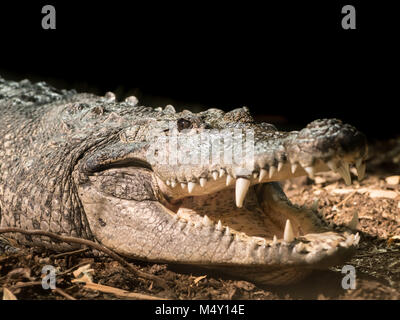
177,118 -> 192,131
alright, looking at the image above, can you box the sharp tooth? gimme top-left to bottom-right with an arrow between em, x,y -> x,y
354,232 -> 360,244
226,175 -> 234,186
181,183 -> 187,189
272,235 -> 278,245
252,172 -> 259,179
356,159 -> 366,181
295,242 -> 305,252
348,211 -> 359,230
212,171 -> 219,180
235,178 -> 250,208
304,166 -> 315,179
291,163 -> 298,174
166,180 -> 171,186
216,220 -> 223,231
199,178 -> 207,187
277,162 -> 284,172
202,215 -> 213,226
170,180 -> 177,188
259,168 -> 267,182
327,160 -> 338,172
283,219 -> 295,242
219,169 -> 226,178
188,182 -> 196,193
337,162 -> 351,185
225,227 -> 231,236
269,166 -> 276,178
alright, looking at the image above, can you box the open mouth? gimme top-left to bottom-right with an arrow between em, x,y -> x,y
156,159 -> 362,267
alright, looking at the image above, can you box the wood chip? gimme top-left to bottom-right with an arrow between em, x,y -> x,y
386,176 -> 400,185
369,190 -> 398,199
3,287 -> 17,300
193,275 -> 207,285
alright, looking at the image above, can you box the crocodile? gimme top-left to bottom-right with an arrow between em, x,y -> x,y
0,76 -> 367,285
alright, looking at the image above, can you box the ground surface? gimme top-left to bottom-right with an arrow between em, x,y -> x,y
1,139 -> 400,300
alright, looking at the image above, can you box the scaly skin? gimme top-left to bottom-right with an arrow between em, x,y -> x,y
0,76 -> 367,285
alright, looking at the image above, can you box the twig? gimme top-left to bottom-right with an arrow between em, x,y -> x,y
0,227 -> 170,292
53,248 -> 89,258
52,287 -> 77,300
336,190 -> 357,207
83,282 -> 169,300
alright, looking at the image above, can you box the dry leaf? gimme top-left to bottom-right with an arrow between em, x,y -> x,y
3,288 -> 17,300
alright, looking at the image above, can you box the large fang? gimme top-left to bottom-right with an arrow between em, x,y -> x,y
235,178 -> 251,208
291,163 -> 298,174
356,159 -> 366,180
188,182 -> 196,193
337,162 -> 351,185
283,219 -> 295,242
259,169 -> 267,182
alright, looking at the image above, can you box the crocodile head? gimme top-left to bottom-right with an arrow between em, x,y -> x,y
75,103 -> 367,285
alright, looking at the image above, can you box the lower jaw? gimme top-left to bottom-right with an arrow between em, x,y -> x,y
160,182 -> 359,285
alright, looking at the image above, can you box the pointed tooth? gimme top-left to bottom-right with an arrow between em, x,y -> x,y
291,163 -> 298,174
269,166 -> 276,178
226,175 -> 234,186
170,180 -> 177,188
277,162 -> 284,172
259,168 -> 268,182
235,178 -> 251,208
202,215 -> 213,226
354,232 -> 360,244
216,220 -> 223,231
304,166 -> 315,179
283,219 -> 295,242
356,159 -> 366,181
166,180 -> 171,186
225,227 -> 231,236
272,235 -> 278,245
337,162 -> 351,185
199,178 -> 207,187
348,211 -> 359,230
252,172 -> 259,179
295,242 -> 305,252
212,171 -> 219,180
327,160 -> 338,172
181,183 -> 187,189
188,182 -> 196,193
219,169 -> 226,178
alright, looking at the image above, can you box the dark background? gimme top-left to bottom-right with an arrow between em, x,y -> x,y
0,1 -> 398,139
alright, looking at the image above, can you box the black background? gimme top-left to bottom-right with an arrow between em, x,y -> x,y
0,1 -> 398,139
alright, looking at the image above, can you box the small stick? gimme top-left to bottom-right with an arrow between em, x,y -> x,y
336,190 -> 357,207
53,248 -> 89,258
52,287 -> 77,300
0,227 -> 170,292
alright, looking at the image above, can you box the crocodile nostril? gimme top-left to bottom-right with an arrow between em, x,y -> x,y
177,118 -> 192,131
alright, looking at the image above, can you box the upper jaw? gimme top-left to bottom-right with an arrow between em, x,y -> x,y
152,118 -> 367,205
